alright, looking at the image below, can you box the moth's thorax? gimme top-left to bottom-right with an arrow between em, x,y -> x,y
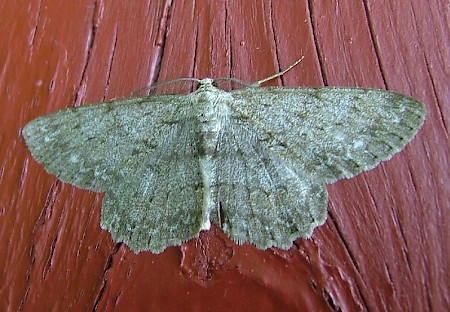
193,82 -> 232,155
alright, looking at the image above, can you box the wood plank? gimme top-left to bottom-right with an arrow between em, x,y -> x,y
1,0 -> 448,311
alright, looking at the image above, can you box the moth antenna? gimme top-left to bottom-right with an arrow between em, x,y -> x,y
253,56 -> 305,87
132,78 -> 201,96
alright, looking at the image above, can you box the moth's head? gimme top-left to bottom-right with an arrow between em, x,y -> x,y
197,78 -> 218,90
199,78 -> 254,92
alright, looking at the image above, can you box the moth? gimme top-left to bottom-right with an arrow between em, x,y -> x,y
23,58 -> 425,253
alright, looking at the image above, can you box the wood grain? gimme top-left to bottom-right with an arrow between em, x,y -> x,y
1,0 -> 448,311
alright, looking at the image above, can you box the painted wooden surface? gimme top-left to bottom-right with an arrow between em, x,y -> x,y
1,1 -> 448,311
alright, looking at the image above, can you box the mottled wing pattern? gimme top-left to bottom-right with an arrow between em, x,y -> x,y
23,95 -> 189,191
100,120 -> 205,253
212,120 -> 327,249
23,96 -> 206,253
230,87 -> 425,183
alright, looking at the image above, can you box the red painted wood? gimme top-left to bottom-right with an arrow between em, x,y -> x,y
1,1 -> 448,311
